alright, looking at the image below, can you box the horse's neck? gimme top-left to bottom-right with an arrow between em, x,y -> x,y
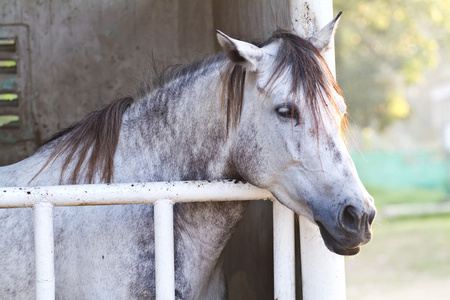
114,62 -> 237,183
173,200 -> 248,294
114,63 -> 249,288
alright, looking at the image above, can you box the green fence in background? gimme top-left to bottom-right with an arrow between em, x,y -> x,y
351,151 -> 449,192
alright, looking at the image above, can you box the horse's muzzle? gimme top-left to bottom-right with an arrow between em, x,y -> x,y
316,201 -> 376,256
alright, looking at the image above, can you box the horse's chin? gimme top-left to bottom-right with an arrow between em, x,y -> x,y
315,221 -> 361,256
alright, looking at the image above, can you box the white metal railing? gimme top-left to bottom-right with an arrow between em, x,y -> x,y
0,180 -> 345,299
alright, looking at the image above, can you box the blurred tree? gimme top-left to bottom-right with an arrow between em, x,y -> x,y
334,0 -> 450,129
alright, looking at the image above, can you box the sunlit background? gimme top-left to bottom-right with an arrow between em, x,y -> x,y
334,1 -> 450,299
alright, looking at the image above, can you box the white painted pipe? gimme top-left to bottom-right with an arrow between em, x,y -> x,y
299,217 -> 346,300
273,200 -> 296,299
34,202 -> 55,300
0,180 -> 273,208
154,199 -> 175,300
290,0 -> 336,73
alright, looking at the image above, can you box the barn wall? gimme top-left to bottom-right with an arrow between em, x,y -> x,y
0,0 -> 215,165
212,0 -> 290,41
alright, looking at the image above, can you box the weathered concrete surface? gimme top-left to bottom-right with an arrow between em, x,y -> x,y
0,0 -> 215,165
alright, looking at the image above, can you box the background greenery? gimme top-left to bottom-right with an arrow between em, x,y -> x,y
334,1 -> 450,299
335,0 -> 450,129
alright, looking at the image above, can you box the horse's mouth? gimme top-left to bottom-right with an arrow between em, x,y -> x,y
315,221 -> 361,256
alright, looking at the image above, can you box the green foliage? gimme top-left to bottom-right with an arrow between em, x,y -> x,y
334,0 -> 450,129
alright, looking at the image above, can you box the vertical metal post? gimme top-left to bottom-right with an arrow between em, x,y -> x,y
290,1 -> 347,299
299,217 -> 346,300
34,202 -> 55,300
290,0 -> 337,73
273,200 -> 296,299
154,199 -> 175,300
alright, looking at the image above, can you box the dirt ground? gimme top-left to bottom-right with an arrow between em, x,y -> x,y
345,215 -> 450,300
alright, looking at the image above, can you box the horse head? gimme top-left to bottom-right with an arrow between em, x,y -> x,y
217,14 -> 376,255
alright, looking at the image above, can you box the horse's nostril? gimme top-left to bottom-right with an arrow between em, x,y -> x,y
340,204 -> 376,234
340,205 -> 359,233
368,209 -> 376,225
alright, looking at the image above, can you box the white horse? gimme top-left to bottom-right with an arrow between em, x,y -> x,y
0,14 -> 375,299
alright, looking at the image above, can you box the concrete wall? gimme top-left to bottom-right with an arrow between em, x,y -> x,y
0,1 -> 291,298
0,0 -> 217,165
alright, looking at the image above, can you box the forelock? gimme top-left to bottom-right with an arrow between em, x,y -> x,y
222,30 -> 348,139
262,30 -> 347,136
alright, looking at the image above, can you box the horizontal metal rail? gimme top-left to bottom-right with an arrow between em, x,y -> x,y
0,180 -> 272,208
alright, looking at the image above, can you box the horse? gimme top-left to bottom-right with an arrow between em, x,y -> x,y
0,14 -> 376,299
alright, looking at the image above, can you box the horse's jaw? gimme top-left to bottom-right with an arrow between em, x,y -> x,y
268,166 -> 376,257
315,221 -> 362,256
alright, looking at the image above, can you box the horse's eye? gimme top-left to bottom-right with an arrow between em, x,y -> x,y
275,104 -> 300,123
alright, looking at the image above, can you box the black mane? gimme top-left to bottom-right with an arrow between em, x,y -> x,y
224,29 -> 346,134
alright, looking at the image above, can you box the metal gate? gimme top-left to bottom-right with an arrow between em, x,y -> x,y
0,180 -> 345,300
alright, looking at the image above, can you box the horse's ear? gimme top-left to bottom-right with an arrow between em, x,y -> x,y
308,12 -> 342,53
216,30 -> 263,71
